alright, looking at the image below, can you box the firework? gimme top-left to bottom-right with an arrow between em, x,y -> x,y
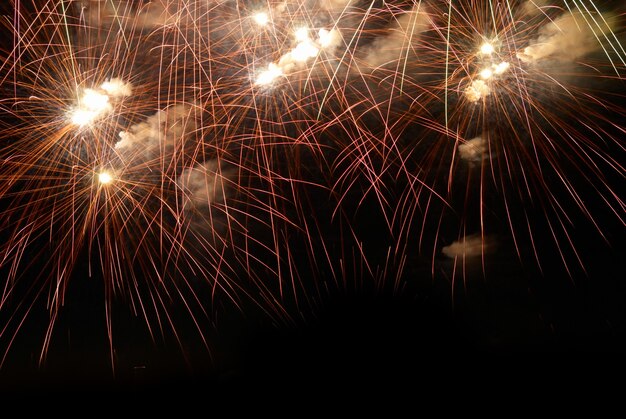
0,0 -> 624,378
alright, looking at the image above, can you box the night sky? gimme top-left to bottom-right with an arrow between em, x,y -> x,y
0,1 -> 624,394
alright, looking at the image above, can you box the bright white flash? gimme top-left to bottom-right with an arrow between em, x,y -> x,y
480,62 -> 510,80
98,171 -> 113,185
253,27 -> 339,87
291,41 -> 319,62
480,68 -> 494,80
71,109 -> 99,127
255,63 -> 283,86
70,89 -> 110,126
480,42 -> 495,55
82,89 -> 110,110
69,80 -> 130,127
254,12 -> 269,26
295,27 -> 309,42
494,61 -> 510,75
318,29 -> 337,48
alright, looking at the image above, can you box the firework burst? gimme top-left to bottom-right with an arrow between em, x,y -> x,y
0,0 -> 624,379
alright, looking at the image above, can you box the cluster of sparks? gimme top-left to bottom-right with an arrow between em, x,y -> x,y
0,0 -> 624,371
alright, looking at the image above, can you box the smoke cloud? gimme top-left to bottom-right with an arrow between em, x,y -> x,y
178,160 -> 234,212
255,27 -> 342,85
115,104 -> 197,160
84,0 -> 177,29
458,137 -> 487,162
521,0 -> 549,17
442,234 -> 497,259
320,0 -> 353,14
360,5 -> 431,70
518,11 -> 617,63
177,159 -> 237,240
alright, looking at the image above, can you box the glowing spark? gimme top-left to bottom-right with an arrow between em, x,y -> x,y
480,68 -> 494,79
69,80 -> 131,126
493,61 -> 510,75
480,62 -> 510,80
98,171 -> 113,185
253,12 -> 269,26
480,42 -> 495,55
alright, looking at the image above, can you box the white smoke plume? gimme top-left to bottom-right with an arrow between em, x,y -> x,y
458,137 -> 487,162
518,10 -> 618,63
84,0 -> 178,29
100,78 -> 133,97
255,27 -> 342,86
442,234 -> 497,259
178,160 -> 234,212
177,159 -> 238,240
359,5 -> 431,70
115,104 -> 197,159
521,0 -> 549,17
320,0 -> 352,14
172,158 -> 239,249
